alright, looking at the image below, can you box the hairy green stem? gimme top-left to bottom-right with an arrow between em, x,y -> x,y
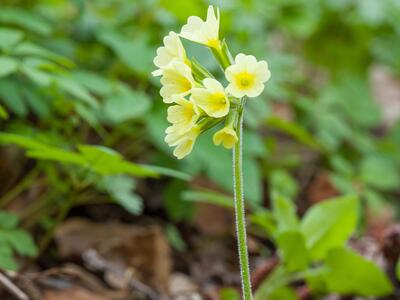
233,100 -> 253,300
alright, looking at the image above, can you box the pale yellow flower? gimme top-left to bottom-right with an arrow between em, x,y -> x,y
191,78 -> 229,118
225,53 -> 271,98
167,98 -> 200,134
152,32 -> 187,77
180,5 -> 220,48
165,125 -> 200,159
160,61 -> 195,103
213,124 -> 238,149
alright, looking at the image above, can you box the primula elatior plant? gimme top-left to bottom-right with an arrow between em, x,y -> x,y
153,6 -> 271,299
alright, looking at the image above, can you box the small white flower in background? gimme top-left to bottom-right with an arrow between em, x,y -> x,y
213,123 -> 238,149
191,78 -> 229,118
180,5 -> 220,48
167,98 -> 200,134
152,32 -> 187,76
225,53 -> 271,98
160,61 -> 196,103
165,125 -> 200,159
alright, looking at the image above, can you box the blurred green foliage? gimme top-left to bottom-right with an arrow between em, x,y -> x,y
0,211 -> 37,270
254,194 -> 394,299
0,0 -> 399,292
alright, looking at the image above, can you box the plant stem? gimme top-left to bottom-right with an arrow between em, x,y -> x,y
0,167 -> 40,209
233,100 -> 253,300
38,193 -> 75,253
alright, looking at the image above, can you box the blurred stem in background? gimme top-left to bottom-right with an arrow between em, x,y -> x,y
0,167 -> 40,209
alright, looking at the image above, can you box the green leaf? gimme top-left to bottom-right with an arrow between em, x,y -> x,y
22,86 -> 50,118
396,258 -> 400,281
13,42 -> 73,68
0,56 -> 19,78
103,87 -> 151,123
72,71 -> 113,96
316,113 -> 350,151
333,76 -> 381,128
78,145 -> 157,177
266,116 -> 322,151
27,147 -> 86,165
272,192 -> 299,233
276,230 -> 309,272
330,174 -> 356,194
0,133 -> 158,178
330,155 -> 354,176
219,288 -> 240,300
56,76 -> 98,108
269,169 -> 299,199
360,156 -> 400,191
301,195 -> 359,261
0,8 -> 52,36
182,189 -> 233,209
0,79 -> 27,116
305,268 -> 328,295
96,29 -> 154,75
143,165 -> 191,181
0,242 -> 17,271
20,62 -> 52,86
102,175 -> 142,215
0,27 -> 24,50
4,229 -> 38,257
251,210 -> 277,237
0,211 -> 18,229
164,180 -> 194,222
323,248 -> 393,296
254,266 -> 286,300
0,132 -> 47,150
268,286 -> 299,300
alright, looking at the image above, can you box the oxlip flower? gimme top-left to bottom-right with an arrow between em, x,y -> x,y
225,53 -> 271,98
165,125 -> 200,159
213,123 -> 238,149
167,98 -> 200,134
160,61 -> 196,103
154,6 -> 272,299
152,31 -> 187,76
180,5 -> 220,48
191,78 -> 229,118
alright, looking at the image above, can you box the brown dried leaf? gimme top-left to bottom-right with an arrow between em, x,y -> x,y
54,218 -> 171,293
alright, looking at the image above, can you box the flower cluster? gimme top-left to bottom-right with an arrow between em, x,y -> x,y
153,6 -> 271,159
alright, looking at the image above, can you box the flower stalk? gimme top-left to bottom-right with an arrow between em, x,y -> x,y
210,40 -> 232,70
233,98 -> 253,300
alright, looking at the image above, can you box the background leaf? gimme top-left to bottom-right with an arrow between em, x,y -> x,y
301,195 -> 359,260
323,248 -> 393,296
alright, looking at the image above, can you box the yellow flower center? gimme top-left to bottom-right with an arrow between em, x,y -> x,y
179,78 -> 193,92
211,92 -> 227,104
236,72 -> 255,89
